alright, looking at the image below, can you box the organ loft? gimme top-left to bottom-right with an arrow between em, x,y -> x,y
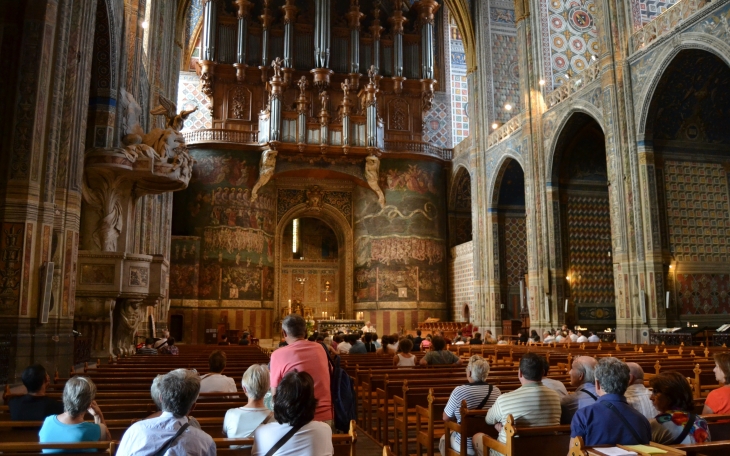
1,0 -> 730,380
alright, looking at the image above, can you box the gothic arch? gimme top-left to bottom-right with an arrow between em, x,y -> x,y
546,108 -> 605,185
635,34 -> 730,137
274,204 -> 354,320
443,0 -> 476,73
489,154 -> 525,209
448,165 -> 472,247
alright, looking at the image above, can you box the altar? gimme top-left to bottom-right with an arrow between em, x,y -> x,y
318,320 -> 365,334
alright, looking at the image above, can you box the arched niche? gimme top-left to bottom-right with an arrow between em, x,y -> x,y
491,158 -> 527,321
275,204 -> 354,321
550,112 -> 615,329
449,166 -> 472,247
643,49 -> 730,320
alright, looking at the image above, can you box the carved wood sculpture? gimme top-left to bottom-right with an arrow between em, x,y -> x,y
251,149 -> 277,202
365,154 -> 386,208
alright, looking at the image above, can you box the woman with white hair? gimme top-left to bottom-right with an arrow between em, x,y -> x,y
39,376 -> 111,447
224,364 -> 274,442
439,355 -> 501,456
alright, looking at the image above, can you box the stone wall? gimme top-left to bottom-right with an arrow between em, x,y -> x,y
449,241 -> 475,322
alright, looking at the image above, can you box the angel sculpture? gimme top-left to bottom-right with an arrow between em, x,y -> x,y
150,95 -> 197,132
250,149 -> 277,202
365,154 -> 385,208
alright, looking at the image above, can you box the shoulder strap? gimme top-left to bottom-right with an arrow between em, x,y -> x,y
580,388 -> 598,401
601,402 -> 642,443
671,413 -> 696,445
152,422 -> 190,456
264,424 -> 303,456
477,385 -> 494,410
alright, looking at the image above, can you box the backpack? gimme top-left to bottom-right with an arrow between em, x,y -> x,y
321,343 -> 357,431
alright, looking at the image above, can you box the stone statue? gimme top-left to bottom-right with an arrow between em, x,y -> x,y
150,94 -> 198,131
306,185 -> 324,210
112,298 -> 143,356
120,88 -> 145,145
365,154 -> 385,208
141,95 -> 196,160
250,149 -> 277,202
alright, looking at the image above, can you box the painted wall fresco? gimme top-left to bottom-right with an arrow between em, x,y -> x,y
449,20 -> 469,145
354,160 -> 447,304
170,149 -> 275,302
169,237 -> 200,299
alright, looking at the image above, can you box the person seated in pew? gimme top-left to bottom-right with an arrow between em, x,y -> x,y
561,356 -> 598,424
543,331 -> 555,344
387,334 -> 400,352
145,374 -> 202,428
455,336 -> 467,345
440,355 -> 501,456
252,370 -> 333,456
376,335 -> 396,355
39,376 -> 111,451
703,353 -> 730,415
364,333 -> 378,352
9,364 -> 64,421
570,357 -> 652,446
348,333 -> 368,354
576,331 -> 588,343
470,332 -> 484,345
541,356 -> 569,398
218,334 -> 230,345
199,350 -> 238,394
649,371 -> 711,444
473,353 -> 561,456
568,330 -> 579,343
421,334 -> 433,350
587,332 -> 600,343
137,338 -> 158,355
528,330 -> 541,344
224,364 -> 274,447
496,336 -> 508,345
484,330 -> 496,345
159,337 -> 179,355
361,321 -> 376,333
438,331 -> 453,345
420,336 -> 462,366
117,369 -> 216,456
555,330 -> 566,343
337,334 -> 353,354
624,362 -> 658,420
239,332 -> 251,345
394,338 -> 416,367
372,333 -> 382,349
413,330 -> 424,351
153,330 -> 170,349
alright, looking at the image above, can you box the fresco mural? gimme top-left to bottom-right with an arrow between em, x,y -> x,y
169,237 -> 199,299
171,149 -> 275,301
354,160 -> 447,303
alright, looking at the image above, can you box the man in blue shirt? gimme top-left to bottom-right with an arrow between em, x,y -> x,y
348,333 -> 368,354
570,357 -> 652,446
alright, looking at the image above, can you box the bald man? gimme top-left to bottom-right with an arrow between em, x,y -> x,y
624,362 -> 658,420
561,356 -> 598,424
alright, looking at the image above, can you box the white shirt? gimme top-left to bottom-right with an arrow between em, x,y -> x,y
569,334 -> 579,342
541,378 -> 569,398
252,420 -> 333,456
544,336 -> 555,343
199,373 -> 237,394
454,341 -> 465,345
588,335 -> 600,342
576,336 -> 588,343
361,325 -> 376,333
116,412 -> 215,456
625,383 -> 659,420
337,341 -> 352,354
555,335 -> 565,342
224,407 -> 273,441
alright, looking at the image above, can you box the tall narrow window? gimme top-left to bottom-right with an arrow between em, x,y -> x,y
292,219 -> 299,254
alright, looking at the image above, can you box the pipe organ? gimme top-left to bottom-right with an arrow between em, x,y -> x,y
195,0 -> 446,159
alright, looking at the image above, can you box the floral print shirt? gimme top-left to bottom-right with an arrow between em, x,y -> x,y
650,410 -> 711,444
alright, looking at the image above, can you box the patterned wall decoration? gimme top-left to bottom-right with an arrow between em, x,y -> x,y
449,21 -> 470,145
450,168 -> 472,247
650,51 -> 730,144
503,216 -> 527,287
177,72 -> 211,131
541,0 -> 600,89
489,4 -> 520,124
171,149 -> 275,301
422,91 -> 453,149
676,273 -> 730,315
0,223 -> 24,315
631,0 -> 680,29
566,193 -> 614,305
663,161 -> 730,263
449,241 -> 475,319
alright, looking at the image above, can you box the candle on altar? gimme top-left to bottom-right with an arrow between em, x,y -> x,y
288,299 -> 291,314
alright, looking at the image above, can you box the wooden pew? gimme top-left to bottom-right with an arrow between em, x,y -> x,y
479,414 -> 572,456
0,441 -> 117,456
443,400 -> 497,456
415,390 -> 449,456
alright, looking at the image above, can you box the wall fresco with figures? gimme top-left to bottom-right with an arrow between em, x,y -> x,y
170,149 -> 276,302
353,160 -> 448,305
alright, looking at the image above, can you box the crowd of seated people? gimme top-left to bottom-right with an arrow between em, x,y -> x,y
9,320 -> 730,456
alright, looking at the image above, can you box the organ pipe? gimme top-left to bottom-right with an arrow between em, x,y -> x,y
314,0 -> 331,68
201,0 -> 219,62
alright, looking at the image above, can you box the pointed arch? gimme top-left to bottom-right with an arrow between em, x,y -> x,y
443,0 -> 476,73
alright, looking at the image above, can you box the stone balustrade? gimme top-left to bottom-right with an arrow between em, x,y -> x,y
487,113 -> 525,148
544,62 -> 601,109
630,0 -> 712,54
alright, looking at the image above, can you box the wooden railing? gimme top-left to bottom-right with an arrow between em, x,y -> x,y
383,140 -> 453,160
630,0 -> 713,53
183,128 -> 259,145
